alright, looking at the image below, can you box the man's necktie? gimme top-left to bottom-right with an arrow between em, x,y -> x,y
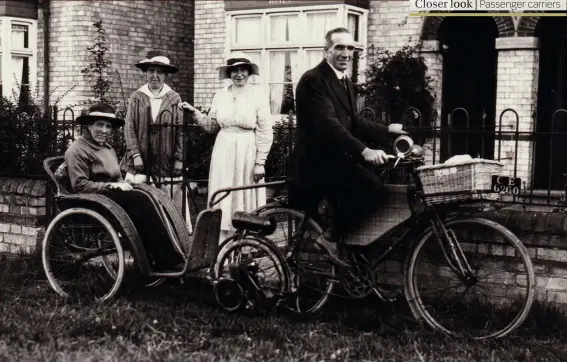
341,77 -> 348,93
341,77 -> 354,111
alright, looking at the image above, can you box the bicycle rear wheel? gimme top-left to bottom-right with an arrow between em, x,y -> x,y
404,217 -> 535,339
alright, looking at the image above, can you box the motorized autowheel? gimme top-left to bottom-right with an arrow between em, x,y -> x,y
214,277 -> 246,312
212,235 -> 290,313
42,208 -> 125,303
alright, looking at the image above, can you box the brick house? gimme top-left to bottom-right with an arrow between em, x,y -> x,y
3,0 -> 565,189
2,0 -> 194,114
3,0 -> 567,306
193,0 -> 567,191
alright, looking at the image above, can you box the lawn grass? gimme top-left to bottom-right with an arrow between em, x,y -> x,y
1,252 -> 567,362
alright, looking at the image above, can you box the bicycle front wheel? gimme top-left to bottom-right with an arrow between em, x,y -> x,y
404,217 -> 535,339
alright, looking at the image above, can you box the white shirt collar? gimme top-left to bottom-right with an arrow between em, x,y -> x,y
326,61 -> 347,80
139,83 -> 172,99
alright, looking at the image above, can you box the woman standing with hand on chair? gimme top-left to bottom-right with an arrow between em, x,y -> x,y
120,50 -> 192,232
180,52 -> 273,243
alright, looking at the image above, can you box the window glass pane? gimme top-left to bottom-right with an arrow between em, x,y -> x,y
269,50 -> 299,114
347,13 -> 360,42
269,14 -> 299,43
11,56 -> 29,105
305,49 -> 325,71
11,55 -> 29,86
234,16 -> 262,45
305,11 -> 337,43
240,51 -> 262,84
12,24 -> 29,49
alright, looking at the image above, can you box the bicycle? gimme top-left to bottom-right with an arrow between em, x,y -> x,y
245,135 -> 535,339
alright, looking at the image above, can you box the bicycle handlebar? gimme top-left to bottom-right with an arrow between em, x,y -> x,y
385,154 -> 425,167
208,180 -> 286,209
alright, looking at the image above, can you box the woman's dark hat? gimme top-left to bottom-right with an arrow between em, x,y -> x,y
76,103 -> 125,127
217,51 -> 260,80
135,50 -> 179,73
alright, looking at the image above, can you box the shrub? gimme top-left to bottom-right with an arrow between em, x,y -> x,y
357,44 -> 436,128
184,106 -> 216,180
0,81 -> 75,176
266,116 -> 294,181
77,20 -> 127,159
81,20 -> 113,105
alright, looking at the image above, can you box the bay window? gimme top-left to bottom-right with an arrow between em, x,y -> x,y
226,4 -> 368,118
0,18 -> 37,104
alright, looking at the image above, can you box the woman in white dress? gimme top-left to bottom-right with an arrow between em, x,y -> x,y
180,52 -> 273,242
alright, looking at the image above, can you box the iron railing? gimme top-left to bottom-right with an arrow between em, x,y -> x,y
2,103 -> 567,210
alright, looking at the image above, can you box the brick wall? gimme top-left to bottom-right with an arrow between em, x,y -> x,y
372,204 -> 567,309
193,0 -> 226,110
0,178 -> 46,254
37,0 -> 194,112
367,0 -> 421,49
3,173 -> 567,308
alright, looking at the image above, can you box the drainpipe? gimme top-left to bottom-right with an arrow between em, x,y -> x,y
40,0 -> 50,117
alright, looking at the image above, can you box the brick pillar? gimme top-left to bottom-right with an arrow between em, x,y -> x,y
494,37 -> 539,188
194,0 -> 226,109
419,40 -> 443,164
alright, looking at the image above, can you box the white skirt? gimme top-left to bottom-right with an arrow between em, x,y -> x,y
208,127 -> 266,231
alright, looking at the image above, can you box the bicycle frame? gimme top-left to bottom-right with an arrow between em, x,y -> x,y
267,159 -> 479,283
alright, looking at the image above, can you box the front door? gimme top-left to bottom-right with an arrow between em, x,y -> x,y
534,17 -> 567,190
438,17 -> 498,161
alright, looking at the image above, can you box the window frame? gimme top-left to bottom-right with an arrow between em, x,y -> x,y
225,3 -> 368,120
0,17 -> 38,101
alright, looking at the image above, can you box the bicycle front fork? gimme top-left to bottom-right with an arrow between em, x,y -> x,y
428,214 -> 475,283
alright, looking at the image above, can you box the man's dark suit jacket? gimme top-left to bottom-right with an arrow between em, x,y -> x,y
287,60 -> 391,192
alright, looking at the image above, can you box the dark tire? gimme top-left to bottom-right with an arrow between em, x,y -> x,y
404,217 -> 535,339
42,208 -> 125,302
212,234 -> 291,309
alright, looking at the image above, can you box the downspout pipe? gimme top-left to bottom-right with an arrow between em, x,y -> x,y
40,0 -> 50,117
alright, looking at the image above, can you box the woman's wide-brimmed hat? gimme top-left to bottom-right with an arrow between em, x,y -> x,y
135,50 -> 179,73
76,103 -> 125,127
217,51 -> 260,80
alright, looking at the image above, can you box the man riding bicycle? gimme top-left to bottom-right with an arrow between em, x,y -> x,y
287,27 -> 407,268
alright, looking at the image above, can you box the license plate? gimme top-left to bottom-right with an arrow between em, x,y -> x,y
491,175 -> 521,195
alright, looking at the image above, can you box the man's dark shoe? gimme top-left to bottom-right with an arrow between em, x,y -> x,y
314,230 -> 350,268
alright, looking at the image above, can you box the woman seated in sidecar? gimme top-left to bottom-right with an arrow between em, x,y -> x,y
62,103 -> 133,193
58,103 -> 187,269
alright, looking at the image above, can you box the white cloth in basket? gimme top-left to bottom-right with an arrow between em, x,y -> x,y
417,157 -> 503,172
444,154 -> 473,165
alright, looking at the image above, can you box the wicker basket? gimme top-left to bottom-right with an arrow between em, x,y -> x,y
416,159 -> 504,205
